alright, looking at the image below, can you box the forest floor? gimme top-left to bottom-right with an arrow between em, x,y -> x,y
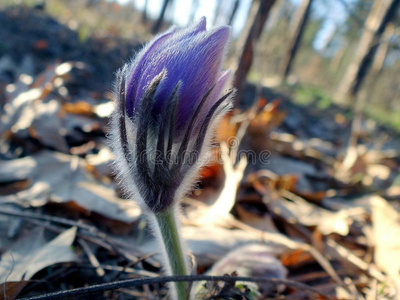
1,4 -> 400,300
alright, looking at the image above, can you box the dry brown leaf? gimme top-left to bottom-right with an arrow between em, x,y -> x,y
62,101 -> 94,116
268,192 -> 362,236
247,100 -> 286,152
0,281 -> 30,300
372,196 -> 400,289
0,227 -> 77,283
207,244 -> 287,294
216,115 -> 238,144
235,204 -> 278,232
0,151 -> 140,224
209,243 -> 287,278
281,249 -> 314,268
30,100 -> 69,152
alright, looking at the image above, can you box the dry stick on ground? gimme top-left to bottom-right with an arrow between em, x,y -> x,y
78,239 -> 105,277
0,208 -> 95,232
208,142 -> 247,218
76,264 -> 158,277
0,208 -> 141,263
18,217 -> 113,251
20,262 -> 158,299
190,140 -> 247,226
326,238 -> 386,282
20,275 -> 335,300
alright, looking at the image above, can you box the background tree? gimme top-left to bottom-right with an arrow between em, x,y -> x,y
228,0 -> 240,26
141,0 -> 148,23
232,0 -> 277,108
336,0 -> 400,103
212,0 -> 223,26
189,0 -> 200,24
152,0 -> 172,34
280,0 -> 314,81
371,22 -> 395,74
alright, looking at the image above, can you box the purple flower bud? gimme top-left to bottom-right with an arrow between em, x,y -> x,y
111,17 -> 234,213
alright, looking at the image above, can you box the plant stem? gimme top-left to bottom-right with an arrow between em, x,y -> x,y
155,208 -> 188,300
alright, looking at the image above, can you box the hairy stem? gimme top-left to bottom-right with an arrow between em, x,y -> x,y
155,208 -> 189,300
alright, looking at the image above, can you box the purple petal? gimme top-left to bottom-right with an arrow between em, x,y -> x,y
125,27 -> 177,118
135,25 -> 230,131
125,18 -> 207,118
203,70 -> 231,113
193,70 -> 231,134
173,16 -> 207,42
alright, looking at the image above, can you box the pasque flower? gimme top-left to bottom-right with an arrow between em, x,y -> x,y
111,17 -> 233,212
110,17 -> 233,300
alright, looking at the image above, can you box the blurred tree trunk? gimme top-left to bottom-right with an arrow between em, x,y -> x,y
166,0 -> 176,23
329,43 -> 347,72
280,0 -> 314,81
372,22 -> 395,73
228,0 -> 240,25
232,0 -> 277,109
213,0 -> 224,26
364,23 -> 395,110
142,0 -> 149,23
152,0 -> 172,34
336,0 -> 399,103
321,26 -> 338,55
189,0 -> 200,24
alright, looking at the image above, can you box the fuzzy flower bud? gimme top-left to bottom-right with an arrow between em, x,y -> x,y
111,17 -> 233,213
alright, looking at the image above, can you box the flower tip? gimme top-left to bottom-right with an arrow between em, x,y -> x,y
205,25 -> 230,50
215,25 -> 231,41
197,16 -> 207,28
188,16 -> 207,35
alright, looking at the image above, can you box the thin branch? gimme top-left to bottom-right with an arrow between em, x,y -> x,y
78,239 -> 105,277
21,275 -> 334,300
0,208 -> 95,232
0,208 -> 141,263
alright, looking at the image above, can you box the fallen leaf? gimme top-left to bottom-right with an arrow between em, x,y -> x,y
30,100 -> 69,152
0,281 -> 30,300
268,192 -> 363,236
372,196 -> 400,288
62,101 -> 94,116
137,225 -> 287,267
0,227 -> 77,283
235,203 -> 278,232
209,243 -> 287,279
0,151 -> 140,224
202,244 -> 287,296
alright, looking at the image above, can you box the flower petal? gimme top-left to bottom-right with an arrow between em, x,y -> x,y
196,69 -> 231,124
125,26 -> 177,118
125,18 -> 207,118
135,25 -> 230,132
